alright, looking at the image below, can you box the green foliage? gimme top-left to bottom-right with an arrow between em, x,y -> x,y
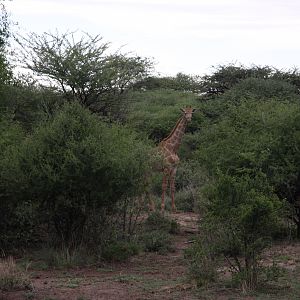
197,100 -> 300,176
0,102 -> 151,249
221,77 -> 299,104
195,174 -> 282,290
0,51 -> 11,88
185,73 -> 300,290
200,63 -> 300,96
0,119 -> 34,250
174,160 -> 209,212
126,89 -> 200,142
206,175 -> 281,241
142,230 -> 173,253
141,212 -> 178,253
27,247 -> 95,269
0,117 -> 24,152
0,83 -> 64,130
196,78 -> 300,235
185,173 -> 283,289
201,64 -> 274,95
259,263 -> 286,284
17,31 -> 152,119
134,73 -> 202,93
185,239 -> 218,287
18,247 -> 96,270
144,212 -> 180,234
0,4 -> 12,89
173,188 -> 195,212
102,240 -> 140,262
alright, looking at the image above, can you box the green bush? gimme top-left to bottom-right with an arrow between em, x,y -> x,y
173,188 -> 195,212
144,212 -> 180,234
41,248 -> 94,269
0,119 -> 36,250
0,102 -> 151,250
185,239 -> 218,287
201,174 -> 282,291
21,247 -> 97,270
196,85 -> 300,237
169,219 -> 180,235
142,230 -> 173,253
102,241 -> 140,262
142,212 -> 178,253
0,83 -> 64,130
125,89 -> 200,142
222,77 -> 299,104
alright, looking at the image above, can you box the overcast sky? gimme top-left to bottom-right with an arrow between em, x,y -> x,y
5,0 -> 300,76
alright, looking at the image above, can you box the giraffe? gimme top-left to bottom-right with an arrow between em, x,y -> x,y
157,106 -> 196,212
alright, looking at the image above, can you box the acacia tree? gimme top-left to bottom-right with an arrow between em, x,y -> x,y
196,78 -> 300,237
133,73 -> 202,93
16,31 -> 153,118
200,64 -> 274,95
1,102 -> 151,249
200,63 -> 300,97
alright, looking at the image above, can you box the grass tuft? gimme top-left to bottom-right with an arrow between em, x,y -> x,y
0,256 -> 32,291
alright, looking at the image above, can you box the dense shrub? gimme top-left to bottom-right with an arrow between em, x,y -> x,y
185,238 -> 219,287
187,76 -> 300,290
17,31 -> 152,121
125,89 -> 200,142
0,119 -> 32,250
144,212 -> 180,234
221,77 -> 299,104
134,73 -> 202,93
0,103 -> 151,250
142,230 -> 173,253
196,80 -> 300,236
188,174 -> 282,290
1,83 -> 64,130
102,241 -> 141,262
141,212 -> 178,254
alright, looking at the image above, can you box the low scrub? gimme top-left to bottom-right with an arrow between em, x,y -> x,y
144,212 -> 180,234
141,212 -> 178,254
24,247 -> 96,270
142,230 -> 174,254
102,240 -> 141,262
187,174 -> 283,291
0,256 -> 31,291
185,239 -> 219,287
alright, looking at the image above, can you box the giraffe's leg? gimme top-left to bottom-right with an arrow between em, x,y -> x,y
170,167 -> 177,213
161,170 -> 169,212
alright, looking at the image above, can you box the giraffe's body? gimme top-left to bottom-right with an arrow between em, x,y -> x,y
157,107 -> 195,212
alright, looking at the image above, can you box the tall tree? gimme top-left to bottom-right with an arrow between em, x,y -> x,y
16,31 -> 153,119
201,64 -> 274,95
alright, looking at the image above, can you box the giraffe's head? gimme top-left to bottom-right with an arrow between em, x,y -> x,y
180,106 -> 196,122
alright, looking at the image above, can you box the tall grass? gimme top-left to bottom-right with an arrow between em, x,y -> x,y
0,256 -> 32,291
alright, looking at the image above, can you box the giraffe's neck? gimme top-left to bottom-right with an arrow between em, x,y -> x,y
161,117 -> 188,152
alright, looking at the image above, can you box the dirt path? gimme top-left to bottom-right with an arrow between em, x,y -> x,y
1,212 -> 199,300
2,212 -> 300,300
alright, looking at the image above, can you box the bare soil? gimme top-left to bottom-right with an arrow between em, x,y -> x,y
1,212 -> 300,300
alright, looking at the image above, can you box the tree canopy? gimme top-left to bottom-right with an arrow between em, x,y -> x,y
16,31 -> 153,118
